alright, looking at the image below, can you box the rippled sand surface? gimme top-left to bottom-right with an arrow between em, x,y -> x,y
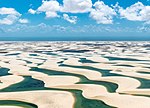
0,41 -> 150,108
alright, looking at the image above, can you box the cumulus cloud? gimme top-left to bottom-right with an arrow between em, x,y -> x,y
0,15 -> 19,25
28,9 -> 36,14
90,1 -> 116,24
0,7 -> 21,25
19,19 -> 29,24
118,2 -> 150,23
63,14 -> 77,24
26,0 -> 150,25
37,0 -> 60,18
0,7 -> 21,16
61,0 -> 92,13
27,0 -> 116,24
0,7 -> 29,25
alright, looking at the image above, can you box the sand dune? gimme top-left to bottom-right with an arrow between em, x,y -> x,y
0,90 -> 75,108
0,42 -> 150,108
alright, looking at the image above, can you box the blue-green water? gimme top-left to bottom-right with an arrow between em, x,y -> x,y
0,68 -> 10,76
5,53 -> 20,56
0,100 -> 37,108
0,71 -> 115,108
58,49 -> 91,53
59,64 -> 150,89
30,67 -> 118,93
104,56 -> 146,61
1,76 -> 45,92
29,54 -> 38,56
79,58 -> 98,63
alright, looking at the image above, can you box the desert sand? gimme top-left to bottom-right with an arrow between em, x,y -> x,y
0,41 -> 150,108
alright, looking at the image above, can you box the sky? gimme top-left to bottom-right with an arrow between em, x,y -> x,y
0,0 -> 150,40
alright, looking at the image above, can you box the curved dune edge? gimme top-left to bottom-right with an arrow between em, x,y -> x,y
38,60 -> 141,91
0,75 -> 24,90
1,66 -> 148,108
18,70 -> 150,108
110,70 -> 150,80
46,83 -> 150,108
39,60 -> 102,80
104,54 -> 150,61
32,75 -> 80,87
120,89 -> 150,96
61,57 -> 150,78
0,106 -> 23,108
37,59 -> 150,99
0,74 -> 149,108
2,57 -> 145,95
0,90 -> 75,108
1,42 -> 150,108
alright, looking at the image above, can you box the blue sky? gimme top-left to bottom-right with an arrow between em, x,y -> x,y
0,0 -> 149,40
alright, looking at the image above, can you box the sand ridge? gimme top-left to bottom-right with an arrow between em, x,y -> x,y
0,42 -> 150,108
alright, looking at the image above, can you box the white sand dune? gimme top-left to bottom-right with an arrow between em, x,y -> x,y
0,42 -> 150,108
0,90 -> 75,108
39,60 -> 102,80
0,75 -> 24,90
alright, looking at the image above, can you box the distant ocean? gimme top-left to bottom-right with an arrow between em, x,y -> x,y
0,36 -> 150,41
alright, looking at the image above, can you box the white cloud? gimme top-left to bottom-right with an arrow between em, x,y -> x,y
19,19 -> 29,24
0,7 -> 21,16
138,24 -> 150,32
27,0 -> 115,25
118,2 -> 150,23
90,1 -> 116,24
28,9 -> 36,14
145,21 -> 150,24
63,14 -> 77,24
45,11 -> 59,18
3,23 -> 140,34
37,0 -> 60,18
61,0 -> 92,13
26,0 -> 150,25
0,7 -> 21,25
0,15 -> 18,25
